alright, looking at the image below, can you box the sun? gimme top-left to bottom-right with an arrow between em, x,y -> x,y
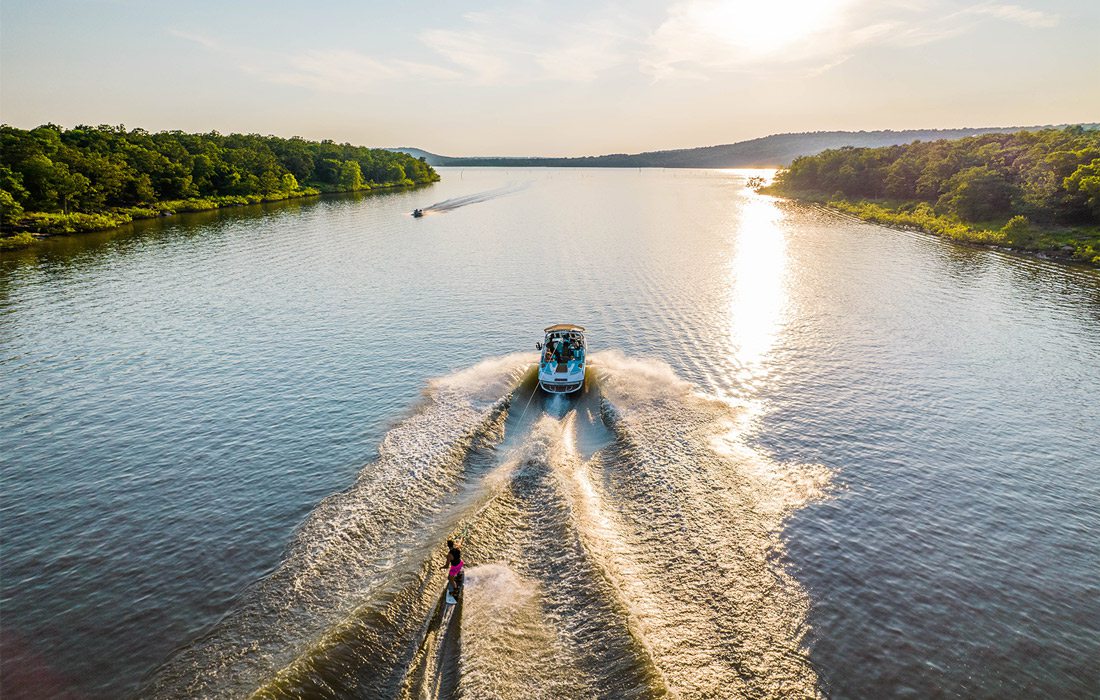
687,0 -> 851,57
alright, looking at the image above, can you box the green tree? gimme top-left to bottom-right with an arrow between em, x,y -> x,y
0,166 -> 29,206
0,122 -> 439,224
259,170 -> 282,195
52,162 -> 91,214
1064,159 -> 1100,217
314,158 -> 341,184
380,162 -> 405,184
336,160 -> 363,190
938,166 -> 1015,221
0,188 -> 24,225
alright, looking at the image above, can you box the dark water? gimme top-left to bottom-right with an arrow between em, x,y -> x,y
1,169 -> 1098,699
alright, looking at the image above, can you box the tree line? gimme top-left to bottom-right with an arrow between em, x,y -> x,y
0,123 -> 439,232
417,127 -> 1062,169
770,127 -> 1100,225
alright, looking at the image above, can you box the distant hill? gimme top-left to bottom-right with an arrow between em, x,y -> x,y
391,125 -> 1093,168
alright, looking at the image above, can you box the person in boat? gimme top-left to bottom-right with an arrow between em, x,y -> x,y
443,539 -> 464,596
554,339 -> 568,363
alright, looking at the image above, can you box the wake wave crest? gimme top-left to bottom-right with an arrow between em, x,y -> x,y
142,352 -> 832,700
139,355 -> 531,699
419,182 -> 529,215
587,350 -> 832,698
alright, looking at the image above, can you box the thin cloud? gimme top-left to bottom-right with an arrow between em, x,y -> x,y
535,24 -> 632,83
170,1 -> 1060,92
537,10 -> 649,83
962,3 -> 1059,28
265,50 -> 460,93
643,0 -> 859,78
168,29 -> 221,51
419,9 -> 639,85
805,54 -> 853,78
169,30 -> 461,94
642,0 -> 1060,79
418,29 -> 515,85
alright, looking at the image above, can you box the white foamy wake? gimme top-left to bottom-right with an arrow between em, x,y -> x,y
142,355 -> 531,699
457,564 -> 587,699
575,350 -> 832,698
144,352 -> 832,700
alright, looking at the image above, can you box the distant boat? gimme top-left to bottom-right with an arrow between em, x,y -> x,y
536,324 -> 586,394
412,208 -> 424,217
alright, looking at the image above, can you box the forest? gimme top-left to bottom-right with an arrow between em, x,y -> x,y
767,127 -> 1100,263
0,124 -> 439,246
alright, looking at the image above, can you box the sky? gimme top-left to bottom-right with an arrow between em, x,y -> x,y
1,0 -> 1097,156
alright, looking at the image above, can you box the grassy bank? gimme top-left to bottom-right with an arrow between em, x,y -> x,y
1,123 -> 441,250
0,181 -> 426,250
766,189 -> 1100,266
761,127 -> 1100,266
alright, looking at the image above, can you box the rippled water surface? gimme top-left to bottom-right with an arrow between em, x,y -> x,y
2,168 -> 1098,699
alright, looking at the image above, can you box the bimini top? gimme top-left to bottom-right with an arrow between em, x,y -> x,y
544,324 -> 586,333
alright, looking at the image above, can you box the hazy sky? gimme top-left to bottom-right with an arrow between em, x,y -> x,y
2,0 -> 1097,156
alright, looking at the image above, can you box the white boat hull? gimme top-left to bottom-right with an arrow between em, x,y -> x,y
538,366 -> 585,394
537,324 -> 587,394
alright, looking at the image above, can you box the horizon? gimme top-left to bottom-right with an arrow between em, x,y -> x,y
2,1 -> 1098,157
395,122 -> 1088,159
0,121 -> 1084,162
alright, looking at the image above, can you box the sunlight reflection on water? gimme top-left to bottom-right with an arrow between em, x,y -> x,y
728,191 -> 788,387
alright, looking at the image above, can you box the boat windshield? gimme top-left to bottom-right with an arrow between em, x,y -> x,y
542,332 -> 585,364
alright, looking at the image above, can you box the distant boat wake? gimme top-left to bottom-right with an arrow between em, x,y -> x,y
142,352 -> 833,699
419,182 -> 529,215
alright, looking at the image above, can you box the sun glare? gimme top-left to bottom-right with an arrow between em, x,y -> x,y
728,190 -> 788,385
690,0 -> 850,56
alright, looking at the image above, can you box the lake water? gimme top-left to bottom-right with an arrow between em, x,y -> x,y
1,168 -> 1098,699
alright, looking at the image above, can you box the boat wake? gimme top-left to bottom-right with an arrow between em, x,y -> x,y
140,352 -> 831,699
417,182 -> 529,215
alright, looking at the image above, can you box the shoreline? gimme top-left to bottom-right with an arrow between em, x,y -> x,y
0,180 -> 435,251
765,190 -> 1100,267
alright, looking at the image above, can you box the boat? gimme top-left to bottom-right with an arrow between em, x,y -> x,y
536,324 -> 586,394
412,208 -> 424,218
